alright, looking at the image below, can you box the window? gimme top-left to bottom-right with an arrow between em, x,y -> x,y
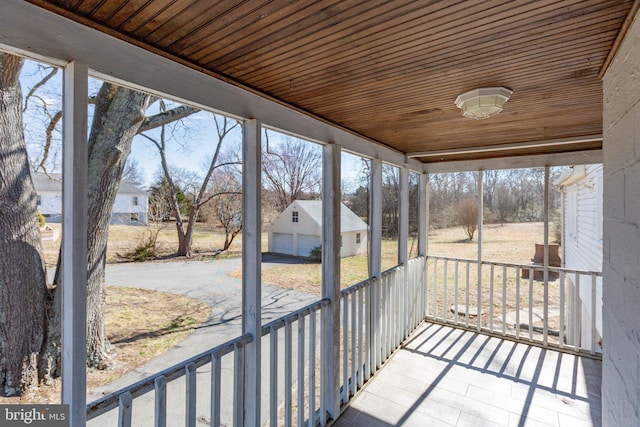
36,195 -> 41,206
356,232 -> 361,244
132,196 -> 138,206
292,211 -> 299,223
130,213 -> 139,222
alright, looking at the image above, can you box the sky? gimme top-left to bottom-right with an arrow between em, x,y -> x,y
20,57 -> 367,190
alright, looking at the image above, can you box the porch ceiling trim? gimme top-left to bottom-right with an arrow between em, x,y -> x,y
424,149 -> 602,174
0,0 -> 424,172
407,135 -> 602,158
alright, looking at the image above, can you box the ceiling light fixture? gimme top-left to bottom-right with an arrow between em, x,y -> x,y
454,87 -> 513,119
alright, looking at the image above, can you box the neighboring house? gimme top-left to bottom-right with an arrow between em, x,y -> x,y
32,173 -> 149,225
268,200 -> 368,258
554,164 -> 603,351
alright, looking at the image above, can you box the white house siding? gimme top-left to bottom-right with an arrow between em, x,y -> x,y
602,9 -> 640,425
37,191 -> 63,221
341,230 -> 368,258
32,174 -> 148,225
111,193 -> 149,225
558,164 -> 603,351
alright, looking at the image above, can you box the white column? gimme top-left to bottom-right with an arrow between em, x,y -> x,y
419,173 -> 429,319
543,165 -> 550,346
367,159 -> 382,378
321,142 -> 341,421
242,119 -> 262,426
476,170 -> 484,331
418,173 -> 428,257
369,160 -> 382,278
61,60 -> 88,426
399,168 -> 409,265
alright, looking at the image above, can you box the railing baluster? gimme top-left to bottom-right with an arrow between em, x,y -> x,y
433,258 -> 438,319
443,259 -> 448,323
233,344 -> 244,427
270,326 -> 278,427
502,265 -> 507,336
357,286 -> 363,389
364,282 -> 371,381
342,293 -> 348,403
385,274 -> 396,354
186,363 -> 196,427
154,376 -> 166,427
380,275 -> 387,362
591,273 -> 597,355
210,354 -> 221,427
529,270 -> 534,342
465,260 -> 470,328
284,320 -> 293,427
298,315 -> 306,427
425,258 -> 429,319
559,271 -> 565,349
350,290 -> 356,395
309,311 -> 316,427
118,392 -> 132,427
477,261 -> 482,332
574,272 -> 580,351
489,263 -> 494,332
454,260 -> 459,326
516,267 -> 521,340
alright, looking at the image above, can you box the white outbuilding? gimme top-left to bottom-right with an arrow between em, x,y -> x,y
268,200 -> 368,258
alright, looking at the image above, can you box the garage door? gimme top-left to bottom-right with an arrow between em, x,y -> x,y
298,234 -> 321,257
272,232 -> 293,255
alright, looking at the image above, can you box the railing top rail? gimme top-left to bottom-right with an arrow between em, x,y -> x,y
340,277 -> 375,296
261,298 -> 329,336
86,332 -> 253,420
426,255 -> 602,276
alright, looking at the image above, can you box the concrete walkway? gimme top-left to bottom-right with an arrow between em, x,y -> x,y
87,257 -> 317,426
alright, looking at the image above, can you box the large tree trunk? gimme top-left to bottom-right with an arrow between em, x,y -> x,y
0,53 -> 49,396
83,83 -> 152,367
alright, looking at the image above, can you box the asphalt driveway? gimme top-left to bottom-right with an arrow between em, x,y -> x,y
87,256 -> 318,425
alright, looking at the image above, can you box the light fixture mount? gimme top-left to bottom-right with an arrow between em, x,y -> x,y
455,87 -> 513,119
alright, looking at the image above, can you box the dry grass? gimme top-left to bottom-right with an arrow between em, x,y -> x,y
0,286 -> 210,404
40,222 -> 245,267
258,222 -> 550,295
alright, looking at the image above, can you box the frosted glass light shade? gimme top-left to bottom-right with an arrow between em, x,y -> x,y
454,87 -> 513,119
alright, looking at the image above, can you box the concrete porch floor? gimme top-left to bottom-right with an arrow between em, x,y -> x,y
334,323 -> 601,427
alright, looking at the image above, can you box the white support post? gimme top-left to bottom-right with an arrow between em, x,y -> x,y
321,143 -> 341,422
543,166 -> 550,346
369,160 -> 383,278
242,119 -> 262,426
399,168 -> 409,265
61,60 -> 88,426
368,159 -> 382,378
418,173 -> 428,257
476,170 -> 484,332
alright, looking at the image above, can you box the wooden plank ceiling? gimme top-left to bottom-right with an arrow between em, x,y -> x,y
28,0 -> 634,163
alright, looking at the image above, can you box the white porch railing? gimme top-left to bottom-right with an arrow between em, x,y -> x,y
339,256 -> 427,403
425,255 -> 603,357
85,257 -> 427,426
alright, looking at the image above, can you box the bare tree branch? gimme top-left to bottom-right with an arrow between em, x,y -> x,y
23,66 -> 58,112
137,105 -> 200,133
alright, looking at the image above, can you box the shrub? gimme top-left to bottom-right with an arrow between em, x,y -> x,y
455,197 -> 478,241
37,210 -> 45,227
309,245 -> 322,262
